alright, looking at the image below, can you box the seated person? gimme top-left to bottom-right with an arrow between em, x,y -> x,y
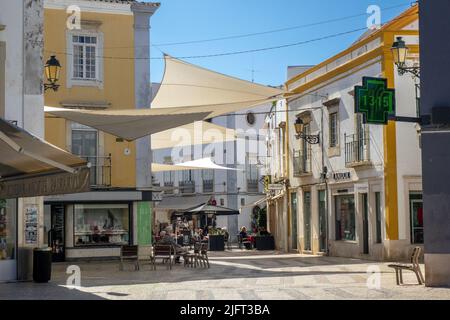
239,226 -> 248,240
157,230 -> 188,263
222,227 -> 230,242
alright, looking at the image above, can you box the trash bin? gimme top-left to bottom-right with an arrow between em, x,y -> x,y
33,247 -> 52,283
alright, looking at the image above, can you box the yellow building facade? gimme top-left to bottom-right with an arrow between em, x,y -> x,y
42,0 -> 159,260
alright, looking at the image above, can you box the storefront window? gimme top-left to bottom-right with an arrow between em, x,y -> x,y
0,199 -> 16,260
74,204 -> 130,246
335,195 -> 355,241
410,193 -> 423,244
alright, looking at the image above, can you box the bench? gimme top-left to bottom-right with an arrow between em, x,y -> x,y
120,245 -> 139,271
152,245 -> 174,270
388,247 -> 425,285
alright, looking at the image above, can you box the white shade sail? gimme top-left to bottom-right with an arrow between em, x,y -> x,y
151,121 -> 236,150
44,56 -> 286,141
151,157 -> 239,173
152,55 -> 285,118
45,106 -> 211,142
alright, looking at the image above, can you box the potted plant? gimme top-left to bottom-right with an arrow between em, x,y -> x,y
254,208 -> 275,250
207,228 -> 225,251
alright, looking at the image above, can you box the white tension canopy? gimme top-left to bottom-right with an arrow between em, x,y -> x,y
151,121 -> 236,150
44,56 -> 285,141
151,157 -> 239,173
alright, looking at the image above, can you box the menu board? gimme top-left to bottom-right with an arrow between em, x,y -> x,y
25,205 -> 38,245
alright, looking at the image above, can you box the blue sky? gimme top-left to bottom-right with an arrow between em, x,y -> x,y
148,0 -> 414,86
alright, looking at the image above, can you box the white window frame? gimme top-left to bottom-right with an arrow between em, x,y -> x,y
66,30 -> 104,88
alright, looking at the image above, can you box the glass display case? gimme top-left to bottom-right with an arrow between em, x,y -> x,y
74,204 -> 130,247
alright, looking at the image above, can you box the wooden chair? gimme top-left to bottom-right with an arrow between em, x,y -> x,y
183,242 -> 201,268
388,247 -> 425,285
120,245 -> 139,271
152,245 -> 174,270
199,242 -> 210,268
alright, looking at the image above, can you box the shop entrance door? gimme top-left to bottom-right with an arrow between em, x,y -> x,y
318,190 -> 327,253
362,194 -> 369,255
303,192 -> 312,252
290,193 -> 298,251
0,199 -> 17,282
48,205 -> 65,262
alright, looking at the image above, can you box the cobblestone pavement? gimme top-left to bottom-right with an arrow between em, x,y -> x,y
1,250 -> 449,300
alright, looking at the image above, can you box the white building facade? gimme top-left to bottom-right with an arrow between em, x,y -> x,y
152,104 -> 270,241
0,0 -> 46,281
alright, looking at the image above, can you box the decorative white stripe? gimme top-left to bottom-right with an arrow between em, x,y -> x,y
44,0 -> 133,15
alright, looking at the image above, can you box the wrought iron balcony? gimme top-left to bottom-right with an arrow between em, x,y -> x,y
293,149 -> 312,176
203,179 -> 214,193
82,155 -> 112,188
247,179 -> 259,193
180,180 -> 196,194
164,181 -> 174,194
345,134 -> 371,167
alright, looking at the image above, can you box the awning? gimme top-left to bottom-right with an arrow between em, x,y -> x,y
44,56 -> 286,141
152,55 -> 286,118
155,195 -> 211,211
0,119 -> 90,198
45,106 -> 211,142
151,121 -> 236,150
151,158 -> 239,173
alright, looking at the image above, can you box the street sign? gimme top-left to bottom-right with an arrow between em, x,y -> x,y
268,184 -> 284,191
355,77 -> 396,125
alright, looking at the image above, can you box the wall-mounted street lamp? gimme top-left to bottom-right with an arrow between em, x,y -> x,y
44,55 -> 61,92
294,117 -> 320,145
391,37 -> 420,78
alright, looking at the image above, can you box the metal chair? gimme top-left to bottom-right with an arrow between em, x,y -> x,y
388,247 -> 425,285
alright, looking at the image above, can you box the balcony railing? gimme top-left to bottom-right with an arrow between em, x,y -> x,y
203,179 -> 214,193
180,180 -> 195,194
293,149 -> 312,176
247,179 -> 259,193
82,155 -> 112,188
164,182 -> 174,194
345,134 -> 371,167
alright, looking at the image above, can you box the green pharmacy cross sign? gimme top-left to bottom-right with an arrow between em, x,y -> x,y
355,77 -> 396,125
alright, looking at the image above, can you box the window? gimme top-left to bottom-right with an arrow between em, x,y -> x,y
163,157 -> 174,189
246,112 -> 256,126
241,198 -> 245,206
74,204 -> 130,247
375,192 -> 382,243
246,153 -> 259,192
410,193 -> 423,244
329,112 -> 339,148
202,169 -> 214,193
335,195 -> 356,241
220,199 -> 225,206
72,123 -> 98,186
72,35 -> 98,80
68,32 -> 103,87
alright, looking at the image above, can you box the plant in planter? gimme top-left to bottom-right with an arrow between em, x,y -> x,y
207,228 -> 225,251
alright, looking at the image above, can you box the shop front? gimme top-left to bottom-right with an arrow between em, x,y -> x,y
0,199 -> 17,282
44,190 -> 153,260
0,118 -> 89,281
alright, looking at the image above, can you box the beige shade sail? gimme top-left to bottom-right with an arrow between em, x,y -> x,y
44,56 -> 285,141
151,157 -> 239,173
44,106 -> 212,142
151,121 -> 236,150
152,55 -> 286,118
